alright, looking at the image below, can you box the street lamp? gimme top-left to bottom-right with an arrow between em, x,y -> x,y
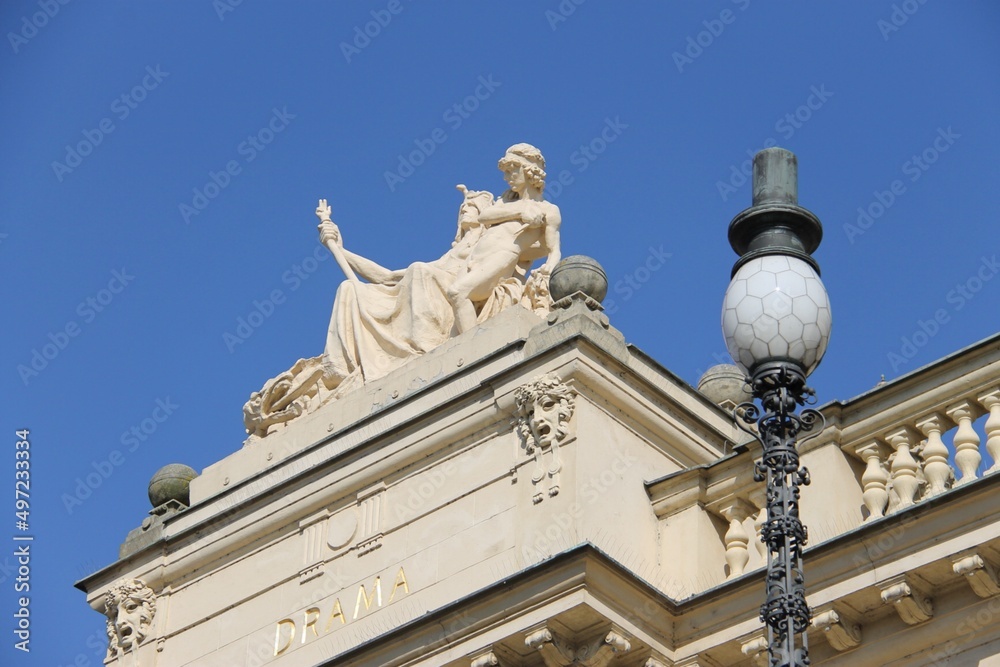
721,148 -> 832,667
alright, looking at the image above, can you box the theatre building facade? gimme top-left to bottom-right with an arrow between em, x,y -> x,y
77,297 -> 1000,666
78,145 -> 1000,665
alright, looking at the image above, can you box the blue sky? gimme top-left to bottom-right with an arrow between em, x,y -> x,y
3,1 -> 999,664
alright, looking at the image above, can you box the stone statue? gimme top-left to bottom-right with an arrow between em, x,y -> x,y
243,144 -> 561,440
514,372 -> 576,502
446,143 -> 561,333
105,578 -> 156,660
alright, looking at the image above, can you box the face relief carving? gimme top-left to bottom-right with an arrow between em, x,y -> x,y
529,393 -> 561,447
515,373 -> 574,450
515,373 -> 575,502
106,579 -> 156,656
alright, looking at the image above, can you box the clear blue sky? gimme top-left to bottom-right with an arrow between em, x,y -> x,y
3,2 -> 999,664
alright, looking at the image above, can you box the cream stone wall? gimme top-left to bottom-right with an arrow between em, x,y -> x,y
78,303 -> 1000,666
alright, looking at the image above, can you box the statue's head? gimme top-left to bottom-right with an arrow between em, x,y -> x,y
456,185 -> 494,224
515,373 -> 574,449
105,579 -> 156,652
499,143 -> 546,194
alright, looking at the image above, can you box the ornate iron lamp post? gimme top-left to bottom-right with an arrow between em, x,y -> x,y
721,148 -> 832,667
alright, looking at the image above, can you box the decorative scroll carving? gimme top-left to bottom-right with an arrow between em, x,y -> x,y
739,632 -> 768,667
515,373 -> 575,503
468,645 -> 520,666
355,483 -> 386,556
811,608 -> 862,651
879,575 -> 933,625
470,650 -> 499,667
105,579 -> 157,662
525,623 -> 631,667
952,552 -> 1000,598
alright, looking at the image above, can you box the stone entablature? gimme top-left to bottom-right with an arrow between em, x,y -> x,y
76,289 -> 1000,665
77,304 -> 737,666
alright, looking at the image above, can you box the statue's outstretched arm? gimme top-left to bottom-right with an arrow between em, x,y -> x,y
341,248 -> 403,285
316,203 -> 402,285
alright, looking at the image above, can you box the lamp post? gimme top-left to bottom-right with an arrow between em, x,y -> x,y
721,148 -> 832,667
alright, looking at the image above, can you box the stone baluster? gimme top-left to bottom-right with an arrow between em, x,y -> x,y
915,414 -> 953,498
719,499 -> 754,579
855,441 -> 889,521
947,401 -> 982,485
748,488 -> 767,560
978,389 -> 1000,474
885,429 -> 920,511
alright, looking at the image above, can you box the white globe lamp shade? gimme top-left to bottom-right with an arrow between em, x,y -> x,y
722,254 -> 831,377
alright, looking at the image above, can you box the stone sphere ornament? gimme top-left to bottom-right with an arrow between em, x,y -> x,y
722,254 -> 831,377
549,255 -> 608,303
697,364 -> 749,407
148,464 -> 198,508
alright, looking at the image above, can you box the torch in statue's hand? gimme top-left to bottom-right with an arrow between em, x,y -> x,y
315,198 -> 359,283
315,198 -> 333,223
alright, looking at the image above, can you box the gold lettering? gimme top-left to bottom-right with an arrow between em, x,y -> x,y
353,576 -> 382,619
273,619 -> 295,656
301,607 -> 321,643
389,567 -> 409,602
324,598 -> 346,632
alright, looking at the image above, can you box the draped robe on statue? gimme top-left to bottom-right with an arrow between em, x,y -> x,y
243,222 -> 540,439
323,238 -> 523,396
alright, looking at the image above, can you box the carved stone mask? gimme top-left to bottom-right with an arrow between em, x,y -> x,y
515,373 -> 575,450
106,579 -> 156,654
529,393 -> 561,447
115,595 -> 153,650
